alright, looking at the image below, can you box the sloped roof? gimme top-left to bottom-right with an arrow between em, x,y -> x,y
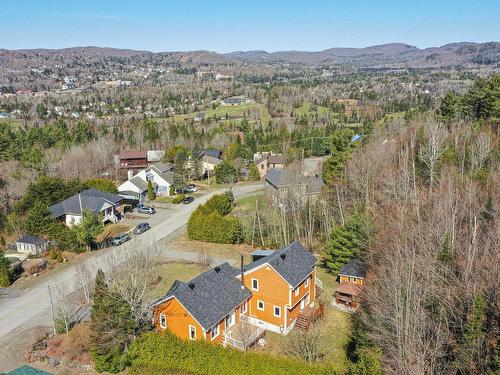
119,150 -> 147,159
265,168 -> 324,194
202,149 -> 222,159
339,259 -> 366,279
336,282 -> 362,296
244,242 -> 317,289
49,189 -> 123,218
128,175 -> 149,191
152,161 -> 174,173
268,154 -> 285,165
202,155 -> 223,166
151,263 -> 251,331
17,236 -> 48,245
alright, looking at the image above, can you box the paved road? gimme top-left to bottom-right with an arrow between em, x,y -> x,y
0,183 -> 263,338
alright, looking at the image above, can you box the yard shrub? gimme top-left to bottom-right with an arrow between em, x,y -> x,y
172,194 -> 185,204
128,332 -> 336,375
186,193 -> 243,244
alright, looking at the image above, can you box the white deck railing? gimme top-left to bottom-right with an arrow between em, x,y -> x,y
315,277 -> 323,290
224,324 -> 265,351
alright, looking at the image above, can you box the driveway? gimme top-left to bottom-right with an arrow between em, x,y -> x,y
0,183 -> 263,340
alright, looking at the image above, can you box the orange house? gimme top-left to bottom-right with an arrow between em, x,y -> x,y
335,259 -> 366,310
150,242 -> 320,347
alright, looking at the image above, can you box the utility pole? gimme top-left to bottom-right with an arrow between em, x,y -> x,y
47,284 -> 56,335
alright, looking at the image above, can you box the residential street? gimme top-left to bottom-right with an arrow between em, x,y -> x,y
0,183 -> 263,365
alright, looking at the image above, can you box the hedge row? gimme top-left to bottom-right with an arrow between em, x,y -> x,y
128,332 -> 336,375
186,193 -> 243,244
172,194 -> 185,204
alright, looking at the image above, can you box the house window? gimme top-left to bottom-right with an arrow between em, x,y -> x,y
274,306 -> 281,317
305,277 -> 310,288
189,325 -> 197,340
240,301 -> 248,315
257,300 -> 265,311
252,278 -> 259,291
294,287 -> 299,297
212,323 -> 220,339
159,313 -> 167,329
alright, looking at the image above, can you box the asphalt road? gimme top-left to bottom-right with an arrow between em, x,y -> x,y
0,183 -> 263,339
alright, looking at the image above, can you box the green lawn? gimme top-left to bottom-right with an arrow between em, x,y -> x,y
165,102 -> 270,125
146,261 -> 202,301
293,102 -> 336,118
156,196 -> 175,204
233,193 -> 265,214
261,266 -> 350,373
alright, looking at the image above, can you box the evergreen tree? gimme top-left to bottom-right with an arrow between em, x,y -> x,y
191,146 -> 204,180
25,201 -> 54,236
73,210 -> 104,251
455,294 -> 487,373
214,161 -> 237,184
323,212 -> 371,275
248,164 -> 260,181
0,252 -> 11,287
173,149 -> 188,191
90,269 -> 135,373
437,232 -> 453,264
86,178 -> 118,194
147,180 -> 156,201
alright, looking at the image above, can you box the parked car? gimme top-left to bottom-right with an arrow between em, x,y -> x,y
183,196 -> 194,204
133,222 -> 151,234
185,184 -> 198,193
111,233 -> 131,246
138,206 -> 156,214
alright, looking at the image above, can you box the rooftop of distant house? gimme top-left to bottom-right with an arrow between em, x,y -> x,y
338,259 -> 366,279
119,150 -> 147,160
49,189 -> 123,218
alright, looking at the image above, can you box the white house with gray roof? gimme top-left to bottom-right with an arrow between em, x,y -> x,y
118,162 -> 174,199
49,188 -> 124,227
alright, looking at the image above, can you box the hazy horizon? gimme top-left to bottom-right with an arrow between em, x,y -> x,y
2,0 -> 499,53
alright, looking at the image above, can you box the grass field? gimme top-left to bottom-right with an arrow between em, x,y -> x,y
146,261 -> 201,301
262,266 -> 350,373
293,102 -> 334,117
167,101 -> 271,126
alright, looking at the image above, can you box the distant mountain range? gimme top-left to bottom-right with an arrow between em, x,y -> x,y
1,42 -> 499,68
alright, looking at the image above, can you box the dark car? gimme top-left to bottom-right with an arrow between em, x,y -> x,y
138,205 -> 156,214
133,222 -> 151,235
111,233 -> 131,246
183,196 -> 194,204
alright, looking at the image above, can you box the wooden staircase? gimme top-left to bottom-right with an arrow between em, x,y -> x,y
294,303 -> 325,332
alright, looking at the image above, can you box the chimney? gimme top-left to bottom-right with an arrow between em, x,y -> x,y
240,254 -> 244,289
188,283 -> 195,290
214,266 -> 220,273
280,253 -> 286,261
127,169 -> 134,180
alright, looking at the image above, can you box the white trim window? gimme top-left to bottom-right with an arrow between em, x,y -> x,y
273,305 -> 281,317
240,301 -> 248,316
305,276 -> 310,288
211,323 -> 220,339
257,300 -> 265,311
294,287 -> 299,297
159,313 -> 167,329
251,278 -> 259,291
189,325 -> 197,340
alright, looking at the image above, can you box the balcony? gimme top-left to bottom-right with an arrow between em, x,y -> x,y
223,316 -> 265,351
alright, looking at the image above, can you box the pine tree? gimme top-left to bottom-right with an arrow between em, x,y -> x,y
147,179 -> 156,201
73,210 -> 104,251
455,294 -> 487,373
248,164 -> 260,181
0,252 -> 11,287
173,150 -> 188,191
323,212 -> 371,275
191,147 -> 203,180
90,269 -> 135,373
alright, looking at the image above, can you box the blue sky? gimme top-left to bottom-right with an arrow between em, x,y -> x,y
2,0 -> 499,52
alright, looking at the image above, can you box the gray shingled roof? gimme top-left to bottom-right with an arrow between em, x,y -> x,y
265,168 -> 323,194
150,263 -> 251,331
129,175 -> 149,191
203,149 -> 222,159
17,236 -> 48,245
49,189 -> 123,218
339,259 -> 366,279
244,242 -> 317,289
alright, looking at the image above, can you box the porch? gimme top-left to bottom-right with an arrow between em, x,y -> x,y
223,316 -> 266,351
